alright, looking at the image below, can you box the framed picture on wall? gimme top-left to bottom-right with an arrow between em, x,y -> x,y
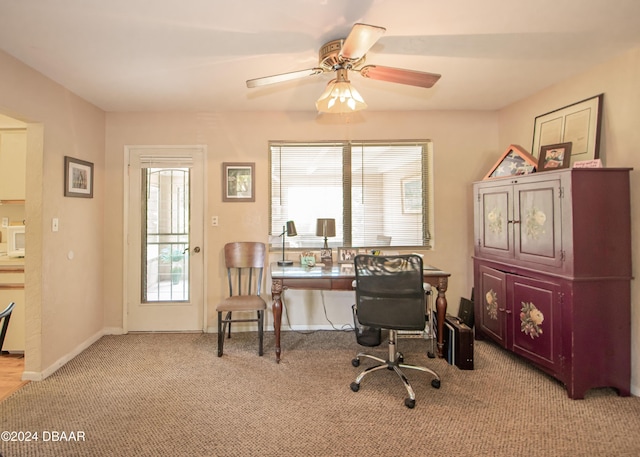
64,156 -> 94,198
222,162 -> 255,202
401,176 -> 421,214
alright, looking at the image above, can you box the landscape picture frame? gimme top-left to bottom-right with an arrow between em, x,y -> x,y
531,94 -> 603,166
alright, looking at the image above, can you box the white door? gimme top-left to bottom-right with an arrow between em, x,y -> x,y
125,146 -> 205,331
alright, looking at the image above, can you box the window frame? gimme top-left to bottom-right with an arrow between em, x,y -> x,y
269,140 -> 433,251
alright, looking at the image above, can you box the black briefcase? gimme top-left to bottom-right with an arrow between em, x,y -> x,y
443,314 -> 474,370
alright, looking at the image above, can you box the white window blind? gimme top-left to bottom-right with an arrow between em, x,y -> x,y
269,141 -> 432,249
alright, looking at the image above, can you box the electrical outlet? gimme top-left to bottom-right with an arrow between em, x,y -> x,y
1,217 -> 7,228
211,216 -> 219,226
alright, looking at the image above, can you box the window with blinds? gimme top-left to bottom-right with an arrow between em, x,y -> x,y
269,141 -> 433,250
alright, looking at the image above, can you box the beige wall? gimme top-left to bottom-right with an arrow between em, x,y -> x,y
498,46 -> 640,395
0,50 -> 106,377
2,39 -> 638,397
104,111 -> 498,331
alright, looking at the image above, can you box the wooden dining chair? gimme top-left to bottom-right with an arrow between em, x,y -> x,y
216,242 -> 267,357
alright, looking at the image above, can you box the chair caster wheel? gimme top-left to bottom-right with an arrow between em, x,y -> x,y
350,382 -> 360,392
431,379 -> 441,389
427,351 -> 436,358
351,358 -> 360,367
404,398 -> 416,409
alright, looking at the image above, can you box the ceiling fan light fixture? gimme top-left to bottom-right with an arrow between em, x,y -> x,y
316,69 -> 367,114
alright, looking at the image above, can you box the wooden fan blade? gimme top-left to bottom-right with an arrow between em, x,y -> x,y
340,23 -> 386,60
246,68 -> 324,88
359,65 -> 441,88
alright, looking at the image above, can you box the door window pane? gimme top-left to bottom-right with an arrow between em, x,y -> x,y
142,168 -> 190,302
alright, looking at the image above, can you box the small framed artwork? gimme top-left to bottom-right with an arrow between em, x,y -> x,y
64,156 -> 94,198
338,247 -> 358,263
222,162 -> 255,202
320,248 -> 332,264
537,142 -> 572,172
300,251 -> 317,267
401,177 -> 422,214
483,144 -> 537,180
532,94 -> 603,166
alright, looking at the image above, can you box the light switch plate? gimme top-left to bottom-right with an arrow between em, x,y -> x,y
1,217 -> 7,228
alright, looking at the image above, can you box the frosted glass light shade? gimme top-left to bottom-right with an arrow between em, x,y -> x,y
316,69 -> 367,113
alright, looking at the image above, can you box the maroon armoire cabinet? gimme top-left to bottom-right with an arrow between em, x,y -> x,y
472,168 -> 632,399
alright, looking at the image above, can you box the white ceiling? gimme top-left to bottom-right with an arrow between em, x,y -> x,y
1,0 -> 640,113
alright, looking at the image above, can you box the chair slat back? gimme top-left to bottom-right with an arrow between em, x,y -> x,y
224,242 -> 266,297
354,255 -> 425,331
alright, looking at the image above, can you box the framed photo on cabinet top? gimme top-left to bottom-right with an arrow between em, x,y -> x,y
222,162 -> 255,202
537,142 -> 572,172
531,94 -> 603,166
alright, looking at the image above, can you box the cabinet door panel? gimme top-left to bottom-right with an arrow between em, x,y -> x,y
515,180 -> 562,268
509,276 -> 561,373
477,264 -> 507,346
476,184 -> 512,259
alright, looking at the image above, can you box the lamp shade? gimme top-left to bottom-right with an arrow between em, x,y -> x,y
286,220 -> 297,237
316,218 -> 336,237
316,69 -> 367,114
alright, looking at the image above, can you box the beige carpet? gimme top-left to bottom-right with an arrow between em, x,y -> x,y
1,331 -> 639,457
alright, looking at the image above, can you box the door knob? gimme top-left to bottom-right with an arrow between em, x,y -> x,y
193,246 -> 201,253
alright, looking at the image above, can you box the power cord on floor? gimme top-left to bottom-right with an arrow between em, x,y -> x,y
281,290 -> 354,335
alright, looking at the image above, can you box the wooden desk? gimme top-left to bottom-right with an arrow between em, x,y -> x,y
270,263 -> 450,363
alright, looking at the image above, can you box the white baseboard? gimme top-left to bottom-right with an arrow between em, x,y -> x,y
21,328 -> 106,382
207,324 -> 353,333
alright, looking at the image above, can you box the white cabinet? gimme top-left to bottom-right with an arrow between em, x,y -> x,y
0,130 -> 27,200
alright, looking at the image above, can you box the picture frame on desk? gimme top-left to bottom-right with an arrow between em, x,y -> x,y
320,248 -> 332,265
338,247 -> 358,263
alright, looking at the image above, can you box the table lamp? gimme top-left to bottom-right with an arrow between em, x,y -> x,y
316,218 -> 336,249
278,220 -> 297,266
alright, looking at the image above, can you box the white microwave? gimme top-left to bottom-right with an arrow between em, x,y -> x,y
7,225 -> 25,257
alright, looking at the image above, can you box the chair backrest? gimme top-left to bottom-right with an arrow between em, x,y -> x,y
224,242 -> 266,297
354,255 -> 425,331
0,302 -> 16,352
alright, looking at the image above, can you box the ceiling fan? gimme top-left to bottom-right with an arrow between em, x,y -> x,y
246,23 -> 441,113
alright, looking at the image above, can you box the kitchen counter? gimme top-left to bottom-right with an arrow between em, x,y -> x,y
0,255 -> 24,268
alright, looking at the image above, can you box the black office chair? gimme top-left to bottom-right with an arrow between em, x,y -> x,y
0,302 -> 16,355
350,255 -> 440,408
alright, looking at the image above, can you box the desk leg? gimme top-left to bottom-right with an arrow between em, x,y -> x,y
271,279 -> 284,363
436,277 -> 449,358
